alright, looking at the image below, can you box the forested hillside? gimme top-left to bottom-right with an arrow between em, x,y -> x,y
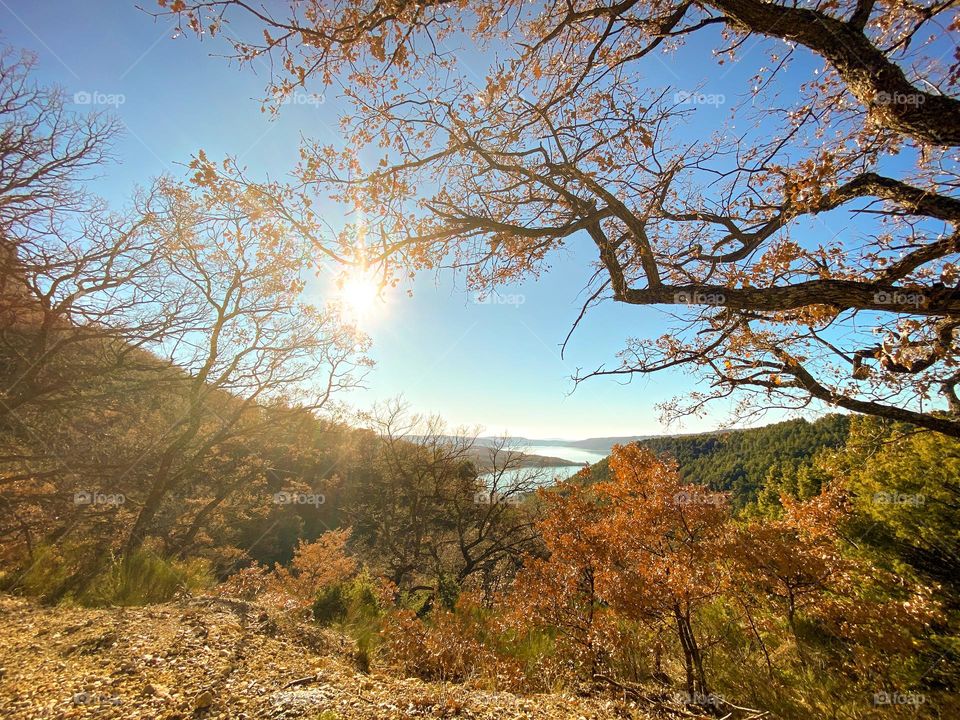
4,0 -> 960,711
583,415 -> 851,508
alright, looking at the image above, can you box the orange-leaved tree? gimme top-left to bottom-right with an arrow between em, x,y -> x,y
724,480 -> 940,684
266,528 -> 358,610
511,444 -> 728,698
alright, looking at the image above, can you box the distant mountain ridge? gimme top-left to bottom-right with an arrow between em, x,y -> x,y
457,418 -> 844,478
464,445 -> 580,470
491,436 -> 654,454
475,431 -> 729,457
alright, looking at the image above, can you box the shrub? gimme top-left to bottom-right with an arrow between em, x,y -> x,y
307,571 -> 386,671
4,543 -> 96,603
312,584 -> 348,625
80,551 -> 213,606
382,593 -> 526,690
437,573 -> 459,610
216,564 -> 270,600
4,543 -> 211,606
265,529 -> 357,611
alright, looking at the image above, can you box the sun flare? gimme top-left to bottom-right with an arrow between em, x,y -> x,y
334,269 -> 385,326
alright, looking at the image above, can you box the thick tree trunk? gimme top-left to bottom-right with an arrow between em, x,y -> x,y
708,0 -> 960,145
123,448 -> 180,558
621,280 -> 960,318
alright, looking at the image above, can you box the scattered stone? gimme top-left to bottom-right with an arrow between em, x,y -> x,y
193,689 -> 214,709
0,594 -> 641,720
143,682 -> 170,698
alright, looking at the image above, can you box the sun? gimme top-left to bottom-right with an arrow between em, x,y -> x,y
334,268 -> 385,326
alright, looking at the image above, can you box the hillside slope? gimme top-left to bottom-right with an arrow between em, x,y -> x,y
0,595 -> 639,720
582,415 -> 850,507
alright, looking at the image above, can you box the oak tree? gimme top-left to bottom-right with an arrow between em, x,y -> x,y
166,0 -> 960,435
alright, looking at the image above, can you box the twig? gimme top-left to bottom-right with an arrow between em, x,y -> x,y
282,674 -> 318,690
718,698 -> 766,715
593,674 -> 709,718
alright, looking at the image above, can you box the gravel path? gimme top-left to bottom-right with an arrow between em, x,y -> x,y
0,595 -> 641,720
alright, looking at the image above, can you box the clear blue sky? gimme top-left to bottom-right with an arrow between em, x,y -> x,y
1,0 -> 831,438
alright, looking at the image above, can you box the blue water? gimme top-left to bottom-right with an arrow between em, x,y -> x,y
520,444 -> 606,465
478,444 -> 605,490
479,464 -> 584,490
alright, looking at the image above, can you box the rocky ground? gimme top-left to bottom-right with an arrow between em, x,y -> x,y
0,595 -> 648,720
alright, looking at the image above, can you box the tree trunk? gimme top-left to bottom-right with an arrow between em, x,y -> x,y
169,486 -> 233,557
123,471 -> 173,558
673,603 -> 710,702
708,0 -> 960,145
786,589 -> 808,668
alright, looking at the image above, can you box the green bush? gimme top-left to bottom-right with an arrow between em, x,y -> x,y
5,544 -> 212,606
312,584 -> 349,625
7,541 -> 113,604
80,551 -> 213,606
437,573 -> 460,610
346,576 -> 383,673
313,573 -> 384,625
312,571 -> 384,671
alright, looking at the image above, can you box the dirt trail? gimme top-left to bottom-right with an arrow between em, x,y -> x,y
0,595 -> 640,719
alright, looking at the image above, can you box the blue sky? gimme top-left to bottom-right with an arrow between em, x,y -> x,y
1,0 -> 834,438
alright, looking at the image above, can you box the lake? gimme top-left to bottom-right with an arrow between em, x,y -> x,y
520,444 -> 607,465
478,464 -> 585,491
479,444 -> 607,491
